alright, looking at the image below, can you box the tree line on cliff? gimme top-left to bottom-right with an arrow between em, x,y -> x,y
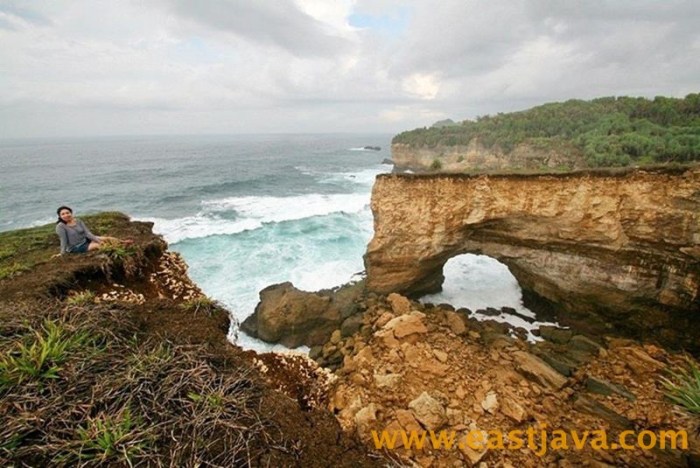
393,94 -> 700,167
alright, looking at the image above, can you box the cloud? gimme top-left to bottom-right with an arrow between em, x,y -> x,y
0,0 -> 698,138
158,0 -> 350,57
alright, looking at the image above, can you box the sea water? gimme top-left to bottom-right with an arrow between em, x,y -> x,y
0,134 -> 550,350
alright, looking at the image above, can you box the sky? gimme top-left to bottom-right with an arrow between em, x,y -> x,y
1,0 -> 698,138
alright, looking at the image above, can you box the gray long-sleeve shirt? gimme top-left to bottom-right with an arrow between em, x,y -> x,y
56,219 -> 100,254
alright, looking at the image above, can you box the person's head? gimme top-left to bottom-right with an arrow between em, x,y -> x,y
56,206 -> 73,224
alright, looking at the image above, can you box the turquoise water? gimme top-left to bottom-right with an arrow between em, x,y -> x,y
0,134 -> 547,350
0,134 -> 389,349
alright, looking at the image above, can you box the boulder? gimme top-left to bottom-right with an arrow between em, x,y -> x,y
408,392 -> 447,430
445,310 -> 467,335
240,282 -> 340,348
513,351 -> 568,390
383,311 -> 428,338
387,293 -> 412,315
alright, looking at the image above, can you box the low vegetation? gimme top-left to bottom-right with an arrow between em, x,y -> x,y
0,303 -> 271,466
393,94 -> 700,168
181,295 -> 218,315
662,358 -> 700,415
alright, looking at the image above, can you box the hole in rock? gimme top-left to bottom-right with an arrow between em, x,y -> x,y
419,254 -> 559,341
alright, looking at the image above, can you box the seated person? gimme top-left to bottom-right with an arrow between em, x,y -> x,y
54,206 -> 129,255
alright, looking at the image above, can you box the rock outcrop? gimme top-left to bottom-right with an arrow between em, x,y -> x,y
241,281 -> 366,348
364,167 -> 700,352
392,141 -> 586,173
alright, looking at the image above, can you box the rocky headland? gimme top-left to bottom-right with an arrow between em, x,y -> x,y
365,166 -> 700,354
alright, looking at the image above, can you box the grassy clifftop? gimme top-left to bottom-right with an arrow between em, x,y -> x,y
0,214 -> 380,467
393,94 -> 700,168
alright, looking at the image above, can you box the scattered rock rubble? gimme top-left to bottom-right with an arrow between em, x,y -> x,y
305,293 -> 700,467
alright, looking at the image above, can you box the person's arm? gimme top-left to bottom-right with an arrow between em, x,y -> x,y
55,223 -> 69,254
79,219 -> 102,242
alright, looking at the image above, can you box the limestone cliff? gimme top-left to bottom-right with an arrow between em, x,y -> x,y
391,140 -> 585,173
364,166 -> 700,352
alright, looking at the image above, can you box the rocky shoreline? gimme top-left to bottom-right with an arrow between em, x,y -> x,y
2,202 -> 699,466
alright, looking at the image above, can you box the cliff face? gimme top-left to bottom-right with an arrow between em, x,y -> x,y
391,141 -> 585,172
364,167 -> 700,351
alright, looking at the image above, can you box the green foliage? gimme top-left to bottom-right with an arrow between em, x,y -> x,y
0,320 -> 97,389
393,94 -> 700,168
662,358 -> 700,415
65,290 -> 95,306
181,295 -> 218,315
0,262 -> 29,280
75,407 -> 149,463
430,158 -> 443,170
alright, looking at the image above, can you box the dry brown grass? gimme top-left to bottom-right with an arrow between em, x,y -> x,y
0,301 -> 277,467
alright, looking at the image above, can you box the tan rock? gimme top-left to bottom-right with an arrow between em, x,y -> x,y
480,391 -> 499,414
395,409 -> 422,432
618,346 -> 664,375
354,403 -> 379,439
500,396 -> 528,423
513,351 -> 567,390
408,392 -> 447,430
374,311 -> 394,329
387,292 -> 412,315
445,311 -> 467,335
374,373 -> 402,389
433,349 -> 449,363
383,312 -> 428,338
374,328 -> 399,347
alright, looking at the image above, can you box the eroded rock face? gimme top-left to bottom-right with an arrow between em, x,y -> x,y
364,167 -> 700,352
392,141 -> 586,173
240,282 -> 341,348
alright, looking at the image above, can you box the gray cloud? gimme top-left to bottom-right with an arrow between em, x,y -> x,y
0,0 -> 698,138
159,0 -> 349,57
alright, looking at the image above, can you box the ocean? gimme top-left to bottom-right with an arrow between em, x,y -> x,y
0,134 -> 554,350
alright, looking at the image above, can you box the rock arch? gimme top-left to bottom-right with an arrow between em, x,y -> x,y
364,167 -> 700,351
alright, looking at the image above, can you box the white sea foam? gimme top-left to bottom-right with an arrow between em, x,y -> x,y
421,254 -> 558,341
147,192 -> 371,243
145,215 -> 262,244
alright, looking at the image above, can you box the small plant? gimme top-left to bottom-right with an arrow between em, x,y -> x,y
100,240 -> 140,277
76,407 -> 149,463
457,155 -> 465,163
662,358 -> 700,414
188,391 -> 225,409
0,320 -> 94,389
430,158 -> 443,170
66,290 -> 95,306
181,295 -> 217,315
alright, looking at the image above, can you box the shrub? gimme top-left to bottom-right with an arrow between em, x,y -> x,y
430,158 -> 443,171
662,358 -> 700,414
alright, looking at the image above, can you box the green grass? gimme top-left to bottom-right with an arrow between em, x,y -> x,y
180,295 -> 218,315
662,358 -> 700,414
0,319 -> 99,389
0,212 -> 129,282
65,290 -> 95,306
75,407 -> 149,463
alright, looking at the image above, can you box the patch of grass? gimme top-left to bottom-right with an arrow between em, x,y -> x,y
662,358 -> 700,414
65,290 -> 95,306
0,262 -> 29,280
100,239 -> 142,278
181,295 -> 218,315
75,407 -> 150,463
0,319 -> 98,389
